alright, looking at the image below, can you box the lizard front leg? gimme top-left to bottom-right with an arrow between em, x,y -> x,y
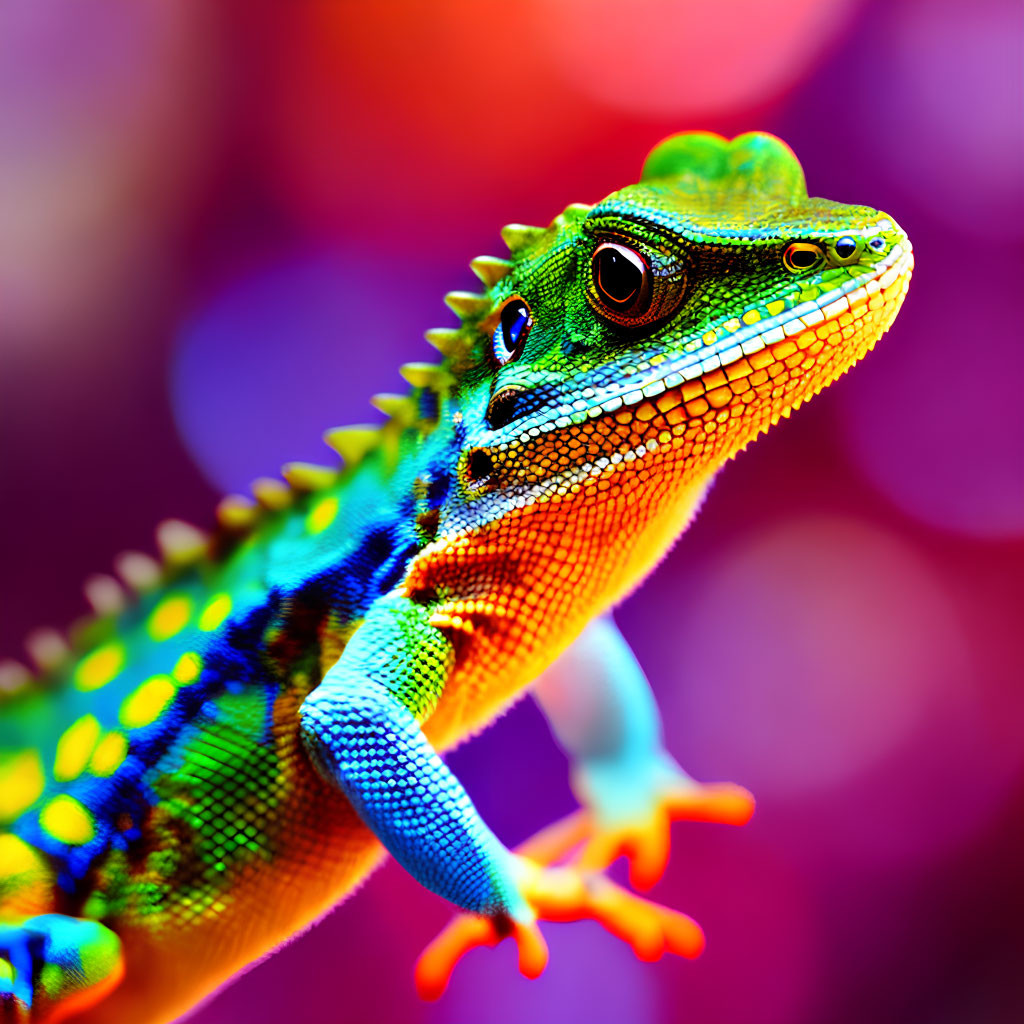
299,594 -> 700,999
299,593 -> 531,926
533,613 -> 754,889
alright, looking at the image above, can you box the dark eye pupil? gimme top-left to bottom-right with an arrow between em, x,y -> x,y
596,247 -> 643,305
834,236 -> 857,259
500,302 -> 530,354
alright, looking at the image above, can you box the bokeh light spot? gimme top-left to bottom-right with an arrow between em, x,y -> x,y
0,2 -> 213,341
528,0 -> 860,118
839,251 -> 1024,539
848,0 -> 1024,238
657,514 -> 1023,865
664,516 -> 968,796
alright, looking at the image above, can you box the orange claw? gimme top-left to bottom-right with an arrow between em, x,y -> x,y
415,857 -> 705,1000
415,915 -> 548,1000
663,781 -> 755,827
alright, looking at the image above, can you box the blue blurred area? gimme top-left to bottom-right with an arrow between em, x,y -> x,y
1,1 -> 1022,1021
171,249 -> 453,493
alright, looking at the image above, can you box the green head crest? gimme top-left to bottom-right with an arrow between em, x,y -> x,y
640,131 -> 807,206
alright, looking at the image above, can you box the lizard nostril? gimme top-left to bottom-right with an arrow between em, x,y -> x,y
465,448 -> 494,484
485,388 -> 523,430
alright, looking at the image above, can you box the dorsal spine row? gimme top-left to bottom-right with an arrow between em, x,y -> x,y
0,210 -> 601,699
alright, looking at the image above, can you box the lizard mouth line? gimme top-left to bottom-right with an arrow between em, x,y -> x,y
497,242 -> 913,448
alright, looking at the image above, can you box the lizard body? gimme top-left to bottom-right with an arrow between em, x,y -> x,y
0,132 -> 912,1023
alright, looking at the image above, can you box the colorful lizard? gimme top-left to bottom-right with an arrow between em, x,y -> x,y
0,131 -> 912,1023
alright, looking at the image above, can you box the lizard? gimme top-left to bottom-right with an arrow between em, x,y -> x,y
0,131 -> 912,1023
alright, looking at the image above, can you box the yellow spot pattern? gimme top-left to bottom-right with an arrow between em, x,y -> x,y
73,642 -> 125,692
53,715 -> 101,782
173,651 -> 203,684
306,494 -> 340,535
0,834 -> 45,873
147,594 -> 193,642
120,675 -> 176,729
0,750 -> 44,822
88,731 -> 129,776
40,795 -> 94,845
0,834 -> 50,911
198,593 -> 232,632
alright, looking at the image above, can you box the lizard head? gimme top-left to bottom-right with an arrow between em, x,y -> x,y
436,131 -> 912,534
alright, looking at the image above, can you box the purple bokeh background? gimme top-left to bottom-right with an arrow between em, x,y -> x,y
1,2 -> 1022,1021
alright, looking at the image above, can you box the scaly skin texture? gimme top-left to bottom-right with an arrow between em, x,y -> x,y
0,132 -> 912,1022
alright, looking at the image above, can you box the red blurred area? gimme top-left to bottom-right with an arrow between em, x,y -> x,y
2,1 -> 1023,1022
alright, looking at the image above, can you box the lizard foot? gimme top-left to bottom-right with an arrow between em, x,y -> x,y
415,856 -> 705,1000
415,779 -> 751,999
578,780 -> 755,891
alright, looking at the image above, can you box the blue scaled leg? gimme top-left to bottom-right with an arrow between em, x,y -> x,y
0,914 -> 123,1023
299,593 -> 528,923
533,614 -> 754,889
300,594 -> 710,999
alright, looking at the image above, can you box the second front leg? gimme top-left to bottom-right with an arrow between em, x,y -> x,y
533,614 -> 754,889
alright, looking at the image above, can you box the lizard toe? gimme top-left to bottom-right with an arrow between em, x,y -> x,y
414,856 -> 704,999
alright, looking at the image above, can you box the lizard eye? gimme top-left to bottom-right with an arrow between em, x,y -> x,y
492,298 -> 532,366
783,242 -> 826,273
591,242 -> 652,319
587,240 -> 685,329
831,236 -> 859,262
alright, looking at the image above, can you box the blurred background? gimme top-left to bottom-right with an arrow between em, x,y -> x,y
1,0 -> 1022,1021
